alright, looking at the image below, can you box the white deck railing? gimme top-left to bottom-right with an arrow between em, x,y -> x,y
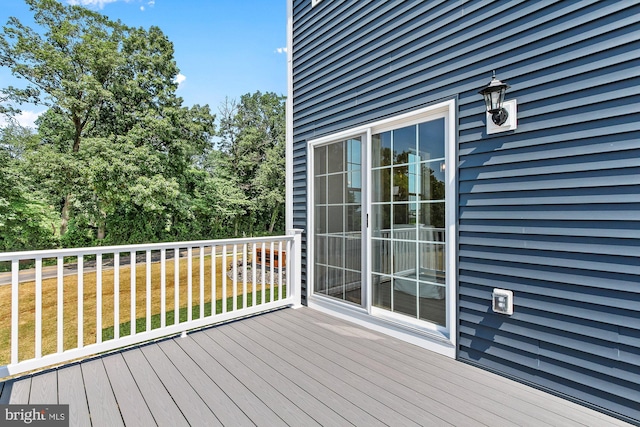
0,230 -> 302,378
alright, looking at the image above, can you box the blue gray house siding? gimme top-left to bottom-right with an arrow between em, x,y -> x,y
291,0 -> 640,422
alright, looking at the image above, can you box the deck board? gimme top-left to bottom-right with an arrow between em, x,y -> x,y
268,313 -> 485,425
121,348 -> 189,427
191,329 -> 318,427
5,377 -> 31,404
213,325 -> 349,426
156,339 -> 254,427
263,310 -> 470,426
245,313 -> 438,426
81,358 -> 124,427
175,333 -> 286,427
102,353 -> 156,427
139,342 -> 222,426
29,371 -> 58,404
227,319 -> 380,426
278,308 -> 567,426
0,307 -> 634,427
57,364 -> 90,426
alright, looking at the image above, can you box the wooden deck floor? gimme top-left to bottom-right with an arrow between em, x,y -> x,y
0,307 -> 632,426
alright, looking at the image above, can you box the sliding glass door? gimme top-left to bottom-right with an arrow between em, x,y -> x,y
309,100 -> 455,340
313,137 -> 363,305
371,118 -> 447,326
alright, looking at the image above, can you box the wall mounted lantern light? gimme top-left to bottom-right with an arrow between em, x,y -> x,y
479,71 -> 517,134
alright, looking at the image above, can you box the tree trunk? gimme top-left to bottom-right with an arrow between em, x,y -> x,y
268,207 -> 278,234
61,116 -> 82,237
73,116 -> 82,153
60,195 -> 71,236
97,224 -> 106,240
97,211 -> 106,240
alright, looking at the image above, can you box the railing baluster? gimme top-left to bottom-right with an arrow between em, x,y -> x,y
270,241 -> 275,303
146,250 -> 151,332
174,248 -> 179,325
96,254 -> 102,344
278,241 -> 283,301
161,249 -> 166,329
78,255 -> 84,349
199,245 -> 204,319
212,245 -> 216,316
11,259 -> 19,365
130,251 -> 136,336
114,253 -> 120,340
35,257 -> 42,359
232,244 -> 238,312
290,229 -> 303,308
251,243 -> 257,307
286,239 -> 292,299
57,256 -> 64,353
222,244 -> 227,313
261,242 -> 266,305
242,243 -> 247,309
187,247 -> 193,322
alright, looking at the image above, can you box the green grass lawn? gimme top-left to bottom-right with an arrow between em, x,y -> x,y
101,286 -> 284,341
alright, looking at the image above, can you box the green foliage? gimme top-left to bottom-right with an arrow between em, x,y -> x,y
0,124 -> 59,251
0,1 -> 285,251
216,91 -> 286,235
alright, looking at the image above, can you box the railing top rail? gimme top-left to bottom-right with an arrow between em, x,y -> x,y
0,234 -> 294,261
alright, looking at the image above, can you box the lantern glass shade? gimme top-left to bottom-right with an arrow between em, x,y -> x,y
480,78 -> 508,113
479,73 -> 511,126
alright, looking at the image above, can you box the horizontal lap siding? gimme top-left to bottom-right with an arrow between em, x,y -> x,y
292,0 -> 640,422
456,0 -> 640,423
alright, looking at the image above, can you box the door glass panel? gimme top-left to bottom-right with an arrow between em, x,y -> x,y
315,206 -> 326,234
393,277 -> 417,317
372,274 -> 391,310
371,239 -> 391,274
419,162 -> 446,201
371,117 -> 447,327
393,165 -> 409,202
393,125 -> 416,164
372,132 -> 391,167
372,169 -> 391,203
327,141 -> 344,173
372,204 -> 391,238
313,137 -> 362,306
327,174 -> 344,204
419,118 -> 445,161
314,176 -> 327,204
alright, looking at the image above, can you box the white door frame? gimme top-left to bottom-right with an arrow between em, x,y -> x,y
307,99 -> 457,358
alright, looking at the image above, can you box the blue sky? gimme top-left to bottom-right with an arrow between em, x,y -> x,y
0,0 -> 288,127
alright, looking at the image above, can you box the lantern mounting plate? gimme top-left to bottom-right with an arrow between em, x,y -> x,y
486,99 -> 517,134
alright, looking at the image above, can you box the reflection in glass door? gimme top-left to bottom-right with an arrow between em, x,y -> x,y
313,137 -> 363,305
371,118 -> 447,326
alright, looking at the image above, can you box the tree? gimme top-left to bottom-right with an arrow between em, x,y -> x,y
215,91 -> 286,235
1,0 -> 215,245
0,124 -> 58,251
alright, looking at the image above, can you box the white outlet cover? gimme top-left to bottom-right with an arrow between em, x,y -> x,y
487,99 -> 517,134
492,288 -> 514,315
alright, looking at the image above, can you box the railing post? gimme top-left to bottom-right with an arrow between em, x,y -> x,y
288,229 -> 304,309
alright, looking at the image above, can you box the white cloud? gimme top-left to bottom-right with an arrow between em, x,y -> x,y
173,73 -> 186,87
0,110 -> 43,129
67,0 -> 123,9
140,5 -> 145,11
275,47 -> 288,54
